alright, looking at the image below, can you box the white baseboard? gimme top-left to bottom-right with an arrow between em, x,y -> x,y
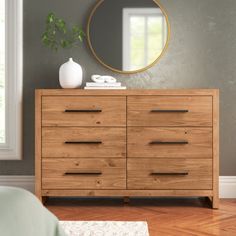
0,175 -> 35,193
0,176 -> 235,198
219,176 -> 236,198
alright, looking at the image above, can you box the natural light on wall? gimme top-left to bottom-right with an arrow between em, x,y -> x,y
0,0 -> 5,144
123,8 -> 167,71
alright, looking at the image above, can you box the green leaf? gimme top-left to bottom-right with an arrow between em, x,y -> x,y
58,19 -> 66,28
79,28 -> 86,37
42,32 -> 48,40
47,13 -> 55,23
60,39 -> 70,48
55,20 -> 66,33
41,32 -> 51,46
72,26 -> 79,33
78,35 -> 83,42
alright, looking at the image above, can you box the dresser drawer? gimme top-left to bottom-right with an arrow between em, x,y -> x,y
42,96 -> 126,126
127,159 -> 212,190
128,127 -> 212,158
127,96 -> 212,126
42,158 -> 126,189
42,127 -> 126,158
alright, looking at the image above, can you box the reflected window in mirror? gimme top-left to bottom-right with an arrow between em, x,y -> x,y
87,0 -> 170,74
123,8 -> 167,71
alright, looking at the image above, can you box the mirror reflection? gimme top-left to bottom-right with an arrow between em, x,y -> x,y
88,0 -> 169,73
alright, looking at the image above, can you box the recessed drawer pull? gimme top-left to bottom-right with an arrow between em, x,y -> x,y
64,109 -> 102,113
65,141 -> 102,144
149,141 -> 189,145
150,172 -> 189,176
64,170 -> 102,175
150,109 -> 189,113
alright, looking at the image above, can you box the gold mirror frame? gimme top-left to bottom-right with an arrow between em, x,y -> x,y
87,0 -> 171,74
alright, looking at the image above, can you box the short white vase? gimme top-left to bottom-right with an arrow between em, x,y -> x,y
59,58 -> 83,88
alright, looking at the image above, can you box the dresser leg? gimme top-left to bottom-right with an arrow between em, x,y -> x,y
206,196 -> 219,209
123,197 -> 130,204
212,196 -> 219,209
42,196 -> 48,205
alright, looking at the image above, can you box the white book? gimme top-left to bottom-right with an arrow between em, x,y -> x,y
86,82 -> 121,87
84,86 -> 127,90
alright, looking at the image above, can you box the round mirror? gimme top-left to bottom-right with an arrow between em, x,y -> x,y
87,0 -> 170,74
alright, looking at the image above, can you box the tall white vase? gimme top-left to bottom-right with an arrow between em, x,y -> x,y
59,58 -> 83,88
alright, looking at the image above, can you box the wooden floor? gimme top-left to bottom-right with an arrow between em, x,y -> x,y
46,198 -> 236,236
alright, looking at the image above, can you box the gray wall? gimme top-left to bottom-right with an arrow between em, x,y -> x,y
0,0 -> 236,176
90,0 -> 157,69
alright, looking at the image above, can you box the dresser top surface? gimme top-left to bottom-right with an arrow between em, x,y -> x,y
36,89 -> 219,96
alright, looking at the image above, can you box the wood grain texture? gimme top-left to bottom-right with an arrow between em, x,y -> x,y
128,96 -> 213,126
212,90 -> 220,209
35,90 -> 42,201
128,127 -> 212,158
42,189 -> 213,197
46,199 -> 236,236
35,89 -> 219,208
127,158 -> 212,190
42,158 -> 126,190
42,96 -> 126,127
38,89 -> 218,96
42,127 -> 126,158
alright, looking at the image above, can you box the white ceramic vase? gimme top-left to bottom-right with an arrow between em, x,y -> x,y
59,58 -> 83,88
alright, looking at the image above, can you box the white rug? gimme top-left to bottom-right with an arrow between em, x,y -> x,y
60,221 -> 149,236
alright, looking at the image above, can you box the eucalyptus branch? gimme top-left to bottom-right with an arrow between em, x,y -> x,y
42,12 -> 85,51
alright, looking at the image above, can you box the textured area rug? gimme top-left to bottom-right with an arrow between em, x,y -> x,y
60,221 -> 149,236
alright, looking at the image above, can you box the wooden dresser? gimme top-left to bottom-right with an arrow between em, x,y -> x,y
35,89 -> 219,208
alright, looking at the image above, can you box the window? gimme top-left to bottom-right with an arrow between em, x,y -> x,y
123,8 -> 167,71
0,0 -> 22,160
0,0 -> 5,143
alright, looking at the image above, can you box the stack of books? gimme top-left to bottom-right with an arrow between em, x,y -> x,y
84,82 -> 126,90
